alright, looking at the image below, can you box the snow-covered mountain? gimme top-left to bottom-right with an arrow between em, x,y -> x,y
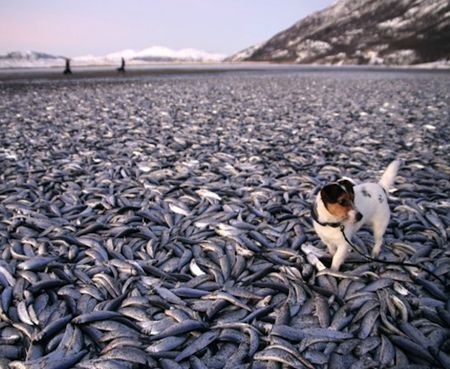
106,46 -> 225,63
0,46 -> 226,68
228,0 -> 450,66
0,51 -> 66,68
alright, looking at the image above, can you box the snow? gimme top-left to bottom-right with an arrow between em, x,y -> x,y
226,44 -> 261,62
105,46 -> 225,63
366,51 -> 384,65
271,49 -> 289,59
287,37 -> 303,47
384,49 -> 418,65
303,40 -> 331,53
416,1 -> 448,17
0,46 -> 226,69
378,16 -> 410,30
294,39 -> 332,62
105,49 -> 137,60
412,59 -> 450,69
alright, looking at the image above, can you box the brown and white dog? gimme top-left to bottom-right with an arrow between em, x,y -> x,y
312,160 -> 401,271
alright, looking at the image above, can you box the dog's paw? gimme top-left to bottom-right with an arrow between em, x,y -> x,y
371,248 -> 381,258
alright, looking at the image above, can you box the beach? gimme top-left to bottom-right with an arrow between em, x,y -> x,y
0,66 -> 449,368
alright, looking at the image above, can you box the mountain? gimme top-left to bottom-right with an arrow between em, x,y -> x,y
0,47 -> 225,68
228,0 -> 450,66
2,51 -> 63,60
0,51 -> 66,68
106,46 -> 225,63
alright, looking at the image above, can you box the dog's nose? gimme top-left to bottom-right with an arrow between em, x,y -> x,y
356,212 -> 363,222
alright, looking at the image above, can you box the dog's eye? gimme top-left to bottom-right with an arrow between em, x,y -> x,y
339,199 -> 349,206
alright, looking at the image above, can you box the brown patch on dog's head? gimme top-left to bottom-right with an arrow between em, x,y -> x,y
320,182 -> 355,220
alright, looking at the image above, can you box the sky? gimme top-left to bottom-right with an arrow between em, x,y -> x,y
0,0 -> 335,57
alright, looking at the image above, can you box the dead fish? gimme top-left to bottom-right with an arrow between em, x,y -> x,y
72,311 -> 124,325
148,320 -> 207,341
175,331 -> 219,362
1,70 -> 449,367
17,257 -> 59,271
146,336 -> 188,355
168,203 -> 191,217
271,325 -> 353,341
254,347 -> 307,369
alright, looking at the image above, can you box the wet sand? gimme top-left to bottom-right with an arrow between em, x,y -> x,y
1,62 -> 448,84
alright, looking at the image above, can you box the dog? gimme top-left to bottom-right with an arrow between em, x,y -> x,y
311,160 -> 401,271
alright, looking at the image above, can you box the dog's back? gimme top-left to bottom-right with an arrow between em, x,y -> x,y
352,182 -> 390,238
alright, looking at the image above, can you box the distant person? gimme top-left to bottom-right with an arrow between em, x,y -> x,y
117,58 -> 126,73
63,58 -> 72,74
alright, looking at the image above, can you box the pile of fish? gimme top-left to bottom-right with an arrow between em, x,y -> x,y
0,70 -> 449,369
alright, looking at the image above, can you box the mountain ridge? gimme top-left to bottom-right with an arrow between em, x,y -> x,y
228,0 -> 450,65
0,47 -> 226,69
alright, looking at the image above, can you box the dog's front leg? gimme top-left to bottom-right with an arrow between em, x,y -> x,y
325,242 -> 337,256
331,243 -> 349,271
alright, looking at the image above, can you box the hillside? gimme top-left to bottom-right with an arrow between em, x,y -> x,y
228,0 -> 450,65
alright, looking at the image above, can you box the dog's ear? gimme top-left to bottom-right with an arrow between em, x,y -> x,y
320,183 -> 343,204
337,178 -> 354,198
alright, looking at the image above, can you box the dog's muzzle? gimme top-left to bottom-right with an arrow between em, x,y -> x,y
348,209 -> 363,223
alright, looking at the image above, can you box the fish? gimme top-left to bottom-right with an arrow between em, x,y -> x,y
1,69 -> 449,367
175,331 -> 219,362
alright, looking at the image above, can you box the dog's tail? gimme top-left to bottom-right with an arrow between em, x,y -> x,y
378,160 -> 401,191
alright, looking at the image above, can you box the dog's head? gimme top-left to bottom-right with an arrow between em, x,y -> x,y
320,178 -> 362,223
